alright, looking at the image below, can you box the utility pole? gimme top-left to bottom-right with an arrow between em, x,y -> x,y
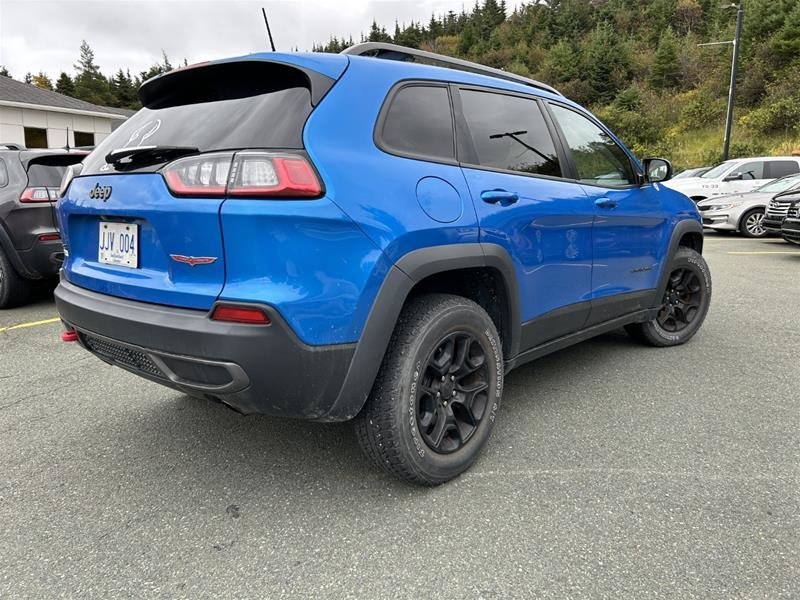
698,1 -> 744,161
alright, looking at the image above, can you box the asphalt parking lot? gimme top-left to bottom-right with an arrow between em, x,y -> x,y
1,232 -> 798,599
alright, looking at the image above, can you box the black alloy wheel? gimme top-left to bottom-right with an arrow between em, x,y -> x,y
416,332 -> 490,454
656,267 -> 704,333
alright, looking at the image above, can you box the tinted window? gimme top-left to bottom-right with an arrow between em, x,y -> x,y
381,86 -> 454,160
82,88 -> 313,174
0,159 -> 7,187
767,160 -> 799,179
459,90 -> 561,177
74,131 -> 95,147
550,104 -> 635,186
735,161 -> 765,180
24,127 -> 48,149
26,155 -> 85,187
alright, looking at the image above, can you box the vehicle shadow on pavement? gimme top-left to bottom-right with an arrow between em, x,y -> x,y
95,329 -> 638,494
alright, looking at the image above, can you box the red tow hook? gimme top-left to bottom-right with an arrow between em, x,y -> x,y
61,329 -> 78,342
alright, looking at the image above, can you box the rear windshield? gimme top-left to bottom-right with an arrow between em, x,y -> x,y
81,62 -> 317,175
26,155 -> 85,187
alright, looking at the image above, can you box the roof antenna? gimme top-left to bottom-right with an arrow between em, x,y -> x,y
262,7 -> 276,51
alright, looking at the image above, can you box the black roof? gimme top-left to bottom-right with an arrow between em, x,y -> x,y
0,75 -> 127,118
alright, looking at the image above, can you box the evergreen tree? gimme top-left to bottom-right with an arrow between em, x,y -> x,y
24,72 -> 33,84
648,29 -> 681,90
583,21 -> 629,103
367,20 -> 392,43
55,72 -> 74,96
0,66 -> 10,78
540,40 -> 578,84
73,40 -> 112,105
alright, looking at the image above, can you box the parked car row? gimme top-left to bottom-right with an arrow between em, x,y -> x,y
664,156 -> 800,203
695,173 -> 800,237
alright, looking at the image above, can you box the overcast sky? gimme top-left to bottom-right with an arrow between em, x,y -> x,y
0,0 -> 523,80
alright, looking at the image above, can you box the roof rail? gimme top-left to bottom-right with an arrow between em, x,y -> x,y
0,143 -> 26,150
341,42 -> 561,96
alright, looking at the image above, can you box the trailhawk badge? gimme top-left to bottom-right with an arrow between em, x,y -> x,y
169,254 -> 218,267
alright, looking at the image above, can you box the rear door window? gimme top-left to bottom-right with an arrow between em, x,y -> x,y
766,160 -> 800,179
458,89 -> 561,177
0,159 -> 8,187
379,85 -> 454,161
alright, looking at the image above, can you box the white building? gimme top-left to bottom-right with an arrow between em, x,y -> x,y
0,75 -> 131,149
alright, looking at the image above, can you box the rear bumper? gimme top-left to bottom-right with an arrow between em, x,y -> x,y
55,280 -> 355,419
17,238 -> 63,278
781,218 -> 800,245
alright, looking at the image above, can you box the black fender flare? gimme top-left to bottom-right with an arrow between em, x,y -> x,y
653,219 -> 704,304
0,222 -> 35,278
319,242 -> 520,421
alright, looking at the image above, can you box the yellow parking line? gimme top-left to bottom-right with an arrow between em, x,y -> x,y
0,316 -> 61,333
726,251 -> 800,255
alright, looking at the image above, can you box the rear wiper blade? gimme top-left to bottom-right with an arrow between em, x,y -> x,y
105,145 -> 199,166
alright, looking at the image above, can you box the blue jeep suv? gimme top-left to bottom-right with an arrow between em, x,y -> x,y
55,44 -> 710,485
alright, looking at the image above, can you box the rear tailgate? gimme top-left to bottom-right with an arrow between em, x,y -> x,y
59,54 -> 347,310
61,174 -> 227,309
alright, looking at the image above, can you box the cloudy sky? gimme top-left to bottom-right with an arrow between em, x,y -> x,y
0,0 -> 521,80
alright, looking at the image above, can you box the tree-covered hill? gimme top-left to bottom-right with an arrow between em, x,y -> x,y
4,0 -> 797,169
316,0 -> 800,169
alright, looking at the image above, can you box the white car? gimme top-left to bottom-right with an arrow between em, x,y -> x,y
663,156 -> 800,203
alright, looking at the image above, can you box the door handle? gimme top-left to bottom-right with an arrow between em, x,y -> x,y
481,189 -> 519,205
594,198 -> 618,209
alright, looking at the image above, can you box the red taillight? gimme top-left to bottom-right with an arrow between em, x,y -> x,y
20,187 -> 57,203
162,153 -> 232,197
161,152 -> 322,199
38,233 -> 61,241
229,153 -> 322,198
210,304 -> 271,325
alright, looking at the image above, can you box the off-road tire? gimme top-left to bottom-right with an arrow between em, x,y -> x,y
625,247 -> 711,347
0,246 -> 31,309
354,293 -> 504,486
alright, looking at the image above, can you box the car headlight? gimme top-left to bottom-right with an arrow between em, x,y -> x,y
708,204 -> 732,211
59,163 -> 83,198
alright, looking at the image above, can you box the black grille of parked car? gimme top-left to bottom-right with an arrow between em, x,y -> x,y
788,203 -> 800,218
80,333 -> 166,380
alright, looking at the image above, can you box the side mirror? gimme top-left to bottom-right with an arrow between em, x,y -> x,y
643,158 -> 673,183
724,172 -> 743,181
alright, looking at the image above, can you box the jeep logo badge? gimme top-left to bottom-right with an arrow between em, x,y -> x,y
89,183 -> 113,201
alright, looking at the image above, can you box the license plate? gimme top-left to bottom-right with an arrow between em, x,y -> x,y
98,222 -> 138,268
